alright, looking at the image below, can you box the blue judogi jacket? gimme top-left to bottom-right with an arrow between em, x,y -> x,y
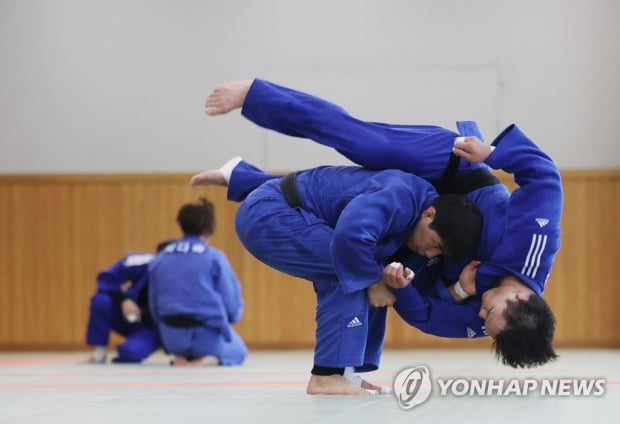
294,166 -> 437,294
475,124 -> 563,295
391,124 -> 563,338
148,236 -> 244,335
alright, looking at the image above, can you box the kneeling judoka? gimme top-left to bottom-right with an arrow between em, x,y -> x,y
148,198 -> 248,367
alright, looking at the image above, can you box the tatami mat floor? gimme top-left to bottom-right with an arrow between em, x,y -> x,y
1,349 -> 618,424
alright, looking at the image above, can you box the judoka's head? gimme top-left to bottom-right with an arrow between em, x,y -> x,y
407,194 -> 482,258
177,197 -> 216,238
480,276 -> 558,368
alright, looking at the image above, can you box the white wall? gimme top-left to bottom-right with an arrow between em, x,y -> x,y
1,0 -> 618,173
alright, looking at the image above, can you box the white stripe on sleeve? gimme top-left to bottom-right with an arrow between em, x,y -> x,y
521,234 -> 548,278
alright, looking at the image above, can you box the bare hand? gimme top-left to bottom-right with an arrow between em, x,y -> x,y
367,282 -> 396,307
453,136 -> 493,163
382,262 -> 415,289
121,298 -> 142,322
458,260 -> 481,295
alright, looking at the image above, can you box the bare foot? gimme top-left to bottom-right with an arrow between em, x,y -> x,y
189,169 -> 227,186
189,156 -> 242,186
190,355 -> 220,366
171,356 -> 189,366
306,374 -> 374,395
205,80 -> 253,115
171,355 -> 220,366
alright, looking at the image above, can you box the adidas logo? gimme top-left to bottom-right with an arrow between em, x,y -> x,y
466,327 -> 477,338
346,317 -> 363,328
535,218 -> 549,228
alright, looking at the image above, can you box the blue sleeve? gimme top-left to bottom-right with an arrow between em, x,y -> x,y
330,183 -> 424,294
475,125 -> 563,294
211,250 -> 245,323
392,285 -> 487,339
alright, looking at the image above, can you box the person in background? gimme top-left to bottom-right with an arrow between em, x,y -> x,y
148,197 -> 248,366
85,240 -> 173,364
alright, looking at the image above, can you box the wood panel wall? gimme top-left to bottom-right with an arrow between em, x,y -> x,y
0,170 -> 619,351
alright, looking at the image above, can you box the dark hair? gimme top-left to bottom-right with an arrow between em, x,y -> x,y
176,197 -> 216,237
492,294 -> 558,368
429,194 -> 483,258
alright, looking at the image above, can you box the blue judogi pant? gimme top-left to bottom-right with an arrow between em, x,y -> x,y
235,179 -> 385,370
86,293 -> 161,362
242,79 -> 487,181
159,324 -> 248,365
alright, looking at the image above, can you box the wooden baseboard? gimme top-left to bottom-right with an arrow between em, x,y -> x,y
1,170 -> 619,350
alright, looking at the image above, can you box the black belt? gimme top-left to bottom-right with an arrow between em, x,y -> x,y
435,152 -> 462,194
161,314 -> 203,328
435,167 -> 500,195
279,172 -> 306,208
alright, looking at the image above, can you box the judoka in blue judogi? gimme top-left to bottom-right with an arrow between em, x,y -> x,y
85,240 -> 172,363
148,198 -> 248,366
198,78 -> 562,369
192,158 -> 482,394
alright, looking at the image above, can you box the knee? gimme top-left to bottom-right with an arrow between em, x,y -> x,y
116,336 -> 159,362
113,345 -> 144,363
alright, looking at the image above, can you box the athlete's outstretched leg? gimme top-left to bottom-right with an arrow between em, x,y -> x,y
205,79 -> 461,180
